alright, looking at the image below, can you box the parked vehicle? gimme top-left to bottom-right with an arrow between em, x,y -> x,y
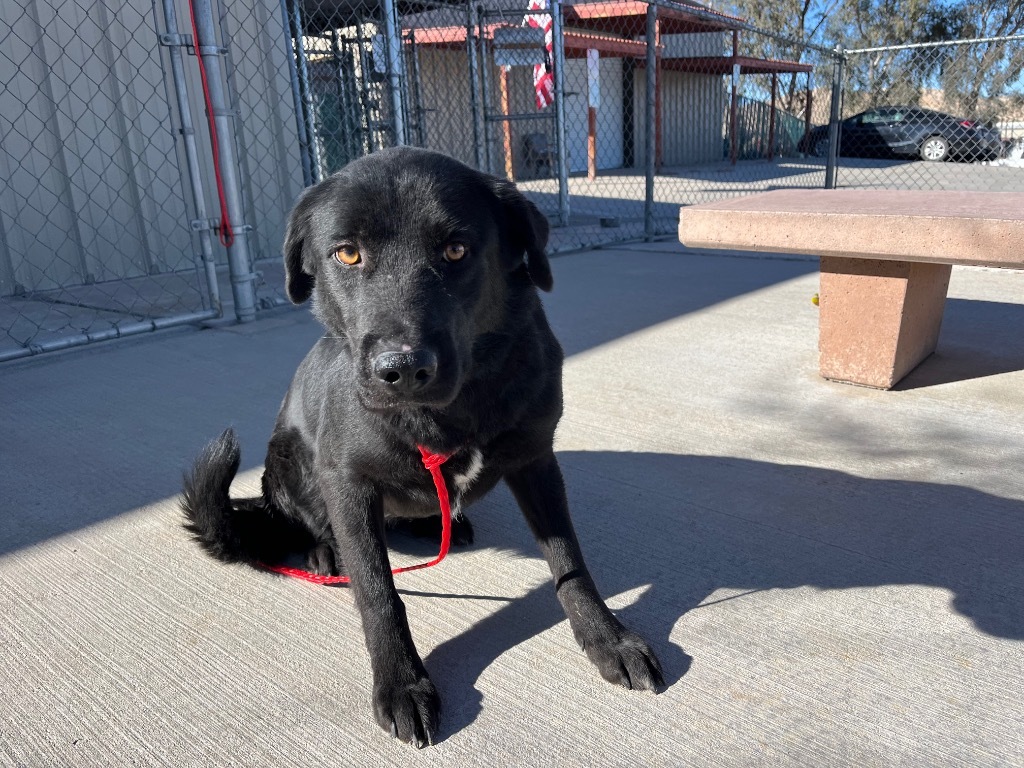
800,106 -> 1004,162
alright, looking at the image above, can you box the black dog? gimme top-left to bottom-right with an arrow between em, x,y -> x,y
181,147 -> 662,747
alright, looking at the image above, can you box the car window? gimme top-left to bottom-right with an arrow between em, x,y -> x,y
859,110 -> 885,124
879,108 -> 906,122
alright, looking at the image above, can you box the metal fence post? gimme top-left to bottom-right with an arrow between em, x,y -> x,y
478,14 -> 494,173
644,2 -> 657,240
467,3 -> 485,170
160,0 -> 221,315
280,0 -> 314,187
289,0 -> 322,182
825,46 -> 844,189
190,0 -> 257,323
551,0 -> 570,227
383,0 -> 406,146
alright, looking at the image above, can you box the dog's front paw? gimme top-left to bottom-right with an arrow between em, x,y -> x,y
583,629 -> 665,692
373,674 -> 440,748
305,542 -> 339,576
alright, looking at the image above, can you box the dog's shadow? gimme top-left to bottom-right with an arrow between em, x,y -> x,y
392,450 -> 1023,740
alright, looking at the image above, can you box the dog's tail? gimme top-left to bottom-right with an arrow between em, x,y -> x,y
181,428 -> 310,567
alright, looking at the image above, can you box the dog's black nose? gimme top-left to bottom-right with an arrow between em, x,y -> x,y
372,349 -> 438,394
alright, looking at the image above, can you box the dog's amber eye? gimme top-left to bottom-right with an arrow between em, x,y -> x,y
333,245 -> 361,266
444,243 -> 467,262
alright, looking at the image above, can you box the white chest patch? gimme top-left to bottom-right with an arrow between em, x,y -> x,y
453,449 -> 484,494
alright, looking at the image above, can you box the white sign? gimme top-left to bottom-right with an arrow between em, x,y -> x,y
493,26 -> 547,67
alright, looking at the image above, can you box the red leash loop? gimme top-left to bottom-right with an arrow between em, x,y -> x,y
263,447 -> 452,585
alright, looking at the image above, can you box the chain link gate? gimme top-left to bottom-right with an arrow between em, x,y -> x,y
0,0 -> 225,362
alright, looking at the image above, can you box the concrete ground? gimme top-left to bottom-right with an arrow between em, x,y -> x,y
2,242 -> 1023,767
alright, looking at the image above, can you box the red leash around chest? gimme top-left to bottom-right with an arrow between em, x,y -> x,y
263,446 -> 452,585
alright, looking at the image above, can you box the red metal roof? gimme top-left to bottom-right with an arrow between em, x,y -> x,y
564,0 -> 742,36
410,23 -> 646,58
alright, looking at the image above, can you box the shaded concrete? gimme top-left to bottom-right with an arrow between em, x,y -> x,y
1,244 -> 1022,766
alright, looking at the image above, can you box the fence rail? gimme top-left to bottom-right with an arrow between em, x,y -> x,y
2,0 -> 1022,361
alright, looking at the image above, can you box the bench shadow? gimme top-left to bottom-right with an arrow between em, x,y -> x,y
419,450 -> 1023,739
898,298 -> 1024,389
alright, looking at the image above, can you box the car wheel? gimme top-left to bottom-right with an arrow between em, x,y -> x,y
813,137 -> 830,158
920,135 -> 949,161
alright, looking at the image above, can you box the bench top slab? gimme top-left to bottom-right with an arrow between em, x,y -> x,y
678,190 -> 1024,269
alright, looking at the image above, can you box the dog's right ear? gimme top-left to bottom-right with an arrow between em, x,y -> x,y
282,187 -> 319,304
488,177 -> 553,292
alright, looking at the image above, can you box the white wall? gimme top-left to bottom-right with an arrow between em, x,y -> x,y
0,0 -> 303,296
563,56 -> 625,173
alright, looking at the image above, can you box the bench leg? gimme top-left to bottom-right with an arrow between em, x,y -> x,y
818,256 -> 951,389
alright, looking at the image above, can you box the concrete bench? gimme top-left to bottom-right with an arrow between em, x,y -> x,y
678,189 -> 1024,389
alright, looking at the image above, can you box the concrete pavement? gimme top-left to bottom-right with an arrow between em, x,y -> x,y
2,242 -> 1022,766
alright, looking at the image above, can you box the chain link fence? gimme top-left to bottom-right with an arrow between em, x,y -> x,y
0,0 -> 222,361
3,0 -> 1022,361
645,1 -> 839,238
284,0 -> 845,250
829,37 -> 1024,192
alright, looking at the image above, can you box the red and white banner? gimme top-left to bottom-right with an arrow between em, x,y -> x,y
523,0 -> 555,110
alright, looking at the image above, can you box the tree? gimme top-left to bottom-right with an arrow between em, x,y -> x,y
722,0 -> 842,114
827,0 -> 1023,120
917,0 -> 1024,118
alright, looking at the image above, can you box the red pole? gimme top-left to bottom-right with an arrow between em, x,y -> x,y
499,66 -> 514,180
587,106 -> 597,179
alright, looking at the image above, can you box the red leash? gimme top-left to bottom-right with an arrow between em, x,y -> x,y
263,447 -> 452,585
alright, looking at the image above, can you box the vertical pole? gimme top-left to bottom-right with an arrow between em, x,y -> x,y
499,66 -> 514,179
382,0 -> 406,146
354,21 -> 377,154
644,3 -> 656,240
767,72 -> 776,160
161,0 -> 221,314
586,48 -> 597,181
279,0 -> 313,187
730,30 -> 738,165
587,106 -> 597,179
467,3 -> 484,169
622,58 -> 635,168
291,0 -> 321,180
825,46 -> 844,189
329,27 -> 350,164
408,32 -> 427,146
478,16 -> 493,173
804,75 -> 813,145
191,0 -> 256,322
551,0 -> 570,227
654,16 -> 662,170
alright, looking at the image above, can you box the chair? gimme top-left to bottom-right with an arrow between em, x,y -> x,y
522,132 -> 556,178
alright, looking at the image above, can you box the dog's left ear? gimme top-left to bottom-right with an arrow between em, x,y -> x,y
282,186 -> 321,304
489,178 -> 553,292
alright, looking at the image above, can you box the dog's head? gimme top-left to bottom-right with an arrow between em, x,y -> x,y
282,147 -> 552,411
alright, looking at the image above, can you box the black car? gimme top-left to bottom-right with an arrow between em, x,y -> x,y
800,106 -> 1003,162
